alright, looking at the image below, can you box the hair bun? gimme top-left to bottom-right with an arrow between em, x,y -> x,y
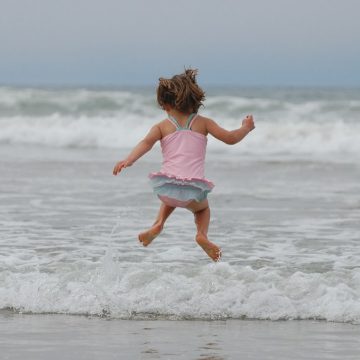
184,68 -> 198,83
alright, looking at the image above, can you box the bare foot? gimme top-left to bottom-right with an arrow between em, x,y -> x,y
196,233 -> 222,262
138,223 -> 163,247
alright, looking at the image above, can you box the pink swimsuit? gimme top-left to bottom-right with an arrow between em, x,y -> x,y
149,113 -> 214,208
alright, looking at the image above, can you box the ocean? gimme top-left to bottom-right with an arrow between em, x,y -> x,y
0,86 -> 360,358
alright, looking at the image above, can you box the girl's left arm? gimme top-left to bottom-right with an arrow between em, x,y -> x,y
113,124 -> 162,175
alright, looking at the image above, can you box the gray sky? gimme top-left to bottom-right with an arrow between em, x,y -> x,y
1,0 -> 359,86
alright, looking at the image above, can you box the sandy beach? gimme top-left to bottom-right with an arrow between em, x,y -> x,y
1,311 -> 360,360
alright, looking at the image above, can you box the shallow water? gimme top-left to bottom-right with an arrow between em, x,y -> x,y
1,86 -> 360,322
1,142 -> 359,322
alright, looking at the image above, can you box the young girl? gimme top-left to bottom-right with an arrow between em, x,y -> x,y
113,69 -> 255,262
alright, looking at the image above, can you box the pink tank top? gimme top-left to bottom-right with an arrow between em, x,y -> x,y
160,114 -> 207,179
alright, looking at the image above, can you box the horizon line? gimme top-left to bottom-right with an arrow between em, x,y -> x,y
0,82 -> 359,90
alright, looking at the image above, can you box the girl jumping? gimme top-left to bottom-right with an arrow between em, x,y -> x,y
113,69 -> 255,261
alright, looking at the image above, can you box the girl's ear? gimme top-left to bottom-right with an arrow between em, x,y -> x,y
163,104 -> 172,112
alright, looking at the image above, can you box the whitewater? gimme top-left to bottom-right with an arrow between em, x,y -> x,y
0,86 -> 359,159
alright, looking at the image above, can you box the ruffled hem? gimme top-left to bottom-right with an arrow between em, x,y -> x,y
149,172 -> 214,189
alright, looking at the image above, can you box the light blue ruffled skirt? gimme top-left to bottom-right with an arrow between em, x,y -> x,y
149,172 -> 214,208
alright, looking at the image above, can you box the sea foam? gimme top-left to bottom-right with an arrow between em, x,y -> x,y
1,256 -> 360,323
0,87 -> 359,160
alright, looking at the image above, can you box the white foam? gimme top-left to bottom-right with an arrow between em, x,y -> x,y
1,258 -> 360,323
0,87 -> 359,161
0,114 -> 359,161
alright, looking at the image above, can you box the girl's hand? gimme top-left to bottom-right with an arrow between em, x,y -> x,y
113,160 -> 131,175
242,115 -> 255,132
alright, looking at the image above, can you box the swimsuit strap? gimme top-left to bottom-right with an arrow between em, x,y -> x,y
167,115 -> 180,129
187,113 -> 198,129
168,113 -> 196,130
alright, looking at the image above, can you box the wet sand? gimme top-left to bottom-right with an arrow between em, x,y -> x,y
1,311 -> 360,360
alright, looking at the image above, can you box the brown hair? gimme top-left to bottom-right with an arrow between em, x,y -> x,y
157,68 -> 205,114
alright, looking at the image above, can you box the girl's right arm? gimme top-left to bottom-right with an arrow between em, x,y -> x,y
206,115 -> 255,145
113,124 -> 162,175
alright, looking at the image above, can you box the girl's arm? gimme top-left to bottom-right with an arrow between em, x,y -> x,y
113,124 -> 162,175
206,115 -> 255,145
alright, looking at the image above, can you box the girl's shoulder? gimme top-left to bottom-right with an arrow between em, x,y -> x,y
191,114 -> 211,135
194,114 -> 213,124
156,118 -> 175,139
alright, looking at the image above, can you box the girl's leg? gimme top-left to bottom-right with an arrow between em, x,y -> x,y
139,203 -> 175,246
186,199 -> 221,262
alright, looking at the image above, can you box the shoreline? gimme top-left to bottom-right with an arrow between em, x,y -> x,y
2,308 -> 360,325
